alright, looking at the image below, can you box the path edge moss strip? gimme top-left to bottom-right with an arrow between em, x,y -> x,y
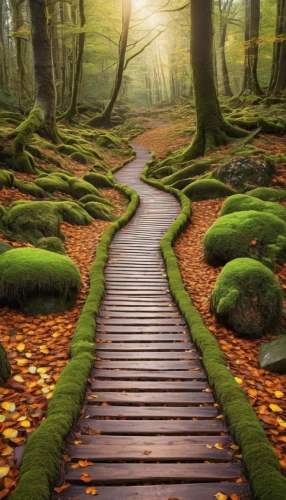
141,155 -> 286,500
11,160 -> 139,500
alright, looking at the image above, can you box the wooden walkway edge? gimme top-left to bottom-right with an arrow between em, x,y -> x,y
56,144 -> 249,500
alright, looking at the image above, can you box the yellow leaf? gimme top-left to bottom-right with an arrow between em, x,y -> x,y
1,402 -> 16,412
16,343 -> 25,352
85,487 -> 98,495
17,415 -> 27,422
274,391 -> 284,399
235,377 -> 243,385
20,420 -> 31,428
215,443 -> 224,450
269,404 -> 283,413
0,466 -> 10,479
16,358 -> 28,366
13,375 -> 24,383
52,332 -> 61,338
2,428 -> 18,439
214,493 -> 228,500
278,419 -> 286,428
28,366 -> 37,374
0,415 -> 6,423
37,367 -> 50,374
1,445 -> 13,456
206,444 -> 213,449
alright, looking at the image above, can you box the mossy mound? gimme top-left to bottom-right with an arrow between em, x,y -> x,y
55,201 -> 93,226
79,194 -> 114,207
91,162 -> 108,173
84,202 -> 114,221
152,166 -> 178,179
171,178 -> 196,190
68,178 -> 101,199
0,241 -> 12,255
14,179 -> 46,198
70,152 -> 89,165
211,258 -> 282,338
0,247 -> 81,315
204,210 -> 286,269
0,342 -> 11,386
161,163 -> 210,186
36,237 -> 66,255
5,202 -> 61,241
83,172 -> 113,188
0,169 -> 14,188
248,187 -> 286,203
220,194 -> 286,223
183,179 -> 235,201
35,176 -> 70,194
259,336 -> 286,374
212,156 -> 272,190
95,133 -> 121,148
46,155 -> 63,169
50,172 -> 75,182
57,144 -> 79,156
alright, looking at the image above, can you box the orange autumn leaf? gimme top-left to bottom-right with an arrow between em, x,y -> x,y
85,486 -> 98,495
54,483 -> 70,493
80,473 -> 92,483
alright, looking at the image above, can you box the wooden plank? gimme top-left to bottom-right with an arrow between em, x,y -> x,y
95,342 -> 192,351
95,351 -> 199,360
97,318 -> 187,326
85,391 -> 213,404
99,307 -> 178,313
78,435 -> 230,446
79,419 -> 224,435
103,291 -> 172,296
102,297 -> 173,303
90,380 -> 207,391
91,369 -> 206,380
93,360 -> 201,370
96,326 -> 188,333
68,443 -> 231,461
55,482 -> 247,500
95,334 -> 191,341
98,311 -> 180,318
65,462 -> 238,484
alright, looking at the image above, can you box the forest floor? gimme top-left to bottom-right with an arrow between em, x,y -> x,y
134,109 -> 286,473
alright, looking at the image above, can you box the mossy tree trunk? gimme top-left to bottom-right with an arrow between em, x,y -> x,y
7,0 -> 59,173
269,0 -> 286,93
0,341 -> 11,386
219,0 -> 234,97
87,0 -> 132,128
10,0 -> 29,107
61,0 -> 86,121
241,0 -> 264,96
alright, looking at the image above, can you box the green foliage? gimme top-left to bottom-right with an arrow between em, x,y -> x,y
160,162 -> 211,186
84,202 -> 114,221
36,237 -> 66,255
0,342 -> 11,386
248,187 -> 286,202
211,258 -> 282,338
183,179 -> 236,200
35,176 -> 70,194
0,247 -> 81,314
220,194 -> 286,222
14,179 -> 46,198
204,210 -> 286,269
83,172 -> 113,188
79,194 -> 114,207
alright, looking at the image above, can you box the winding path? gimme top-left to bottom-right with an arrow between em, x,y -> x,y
57,145 -> 247,500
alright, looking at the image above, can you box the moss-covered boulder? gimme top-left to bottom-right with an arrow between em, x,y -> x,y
0,247 -> 81,315
84,202 -> 114,221
68,178 -> 101,199
5,202 -> 61,241
183,179 -> 235,201
36,237 -> 66,255
0,169 -> 14,187
211,258 -> 282,338
35,176 -> 70,194
171,178 -> 196,190
70,152 -> 89,164
220,194 -> 286,223
95,133 -> 121,149
14,179 -> 46,198
83,172 -> 113,189
248,187 -> 286,203
259,336 -> 286,374
204,211 -> 286,269
91,162 -> 108,173
79,194 -> 114,207
0,241 -> 12,255
161,163 -> 210,186
151,166 -> 177,180
55,201 -> 93,226
212,156 -> 272,190
0,342 -> 11,386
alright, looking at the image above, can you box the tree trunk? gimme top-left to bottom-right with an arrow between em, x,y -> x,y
62,0 -> 86,121
271,0 -> 286,93
10,0 -> 29,105
87,0 -> 132,127
0,0 -> 9,90
241,0 -> 263,95
0,342 -> 11,387
219,0 -> 234,96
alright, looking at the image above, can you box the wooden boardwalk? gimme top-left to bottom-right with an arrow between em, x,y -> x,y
57,145 -> 248,499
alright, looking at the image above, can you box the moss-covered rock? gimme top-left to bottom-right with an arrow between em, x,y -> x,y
247,187 -> 286,203
0,169 -> 14,187
259,336 -> 286,374
0,241 -> 12,255
212,156 -> 272,190
35,176 -> 70,194
152,166 -> 178,179
95,133 -> 121,149
161,162 -> 211,186
220,194 -> 286,222
0,342 -> 11,386
211,258 -> 282,338
84,202 -> 114,221
183,179 -> 235,201
170,178 -> 196,190
79,194 -> 114,207
204,210 -> 286,269
83,172 -> 113,188
0,247 -> 81,315
69,152 -> 89,164
68,178 -> 101,199
55,201 -> 93,226
57,144 -> 79,156
5,202 -> 61,241
14,179 -> 46,198
91,162 -> 108,173
36,237 -> 66,255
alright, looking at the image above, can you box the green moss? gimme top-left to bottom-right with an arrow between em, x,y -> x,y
151,166 -> 178,179
248,187 -> 286,202
26,144 -> 45,159
0,342 -> 11,386
161,162 -> 211,186
80,145 -> 102,160
220,194 -> 286,222
5,202 -> 61,242
35,176 -> 70,194
57,144 -> 79,156
211,258 -> 282,338
91,162 -> 108,173
84,202 -> 114,221
79,194 -> 114,207
0,241 -> 12,255
69,151 -> 89,164
0,247 -> 81,315
83,172 -> 113,188
14,179 -> 46,198
183,179 -> 236,201
50,172 -> 74,182
55,202 -> 93,226
95,132 -> 121,149
46,156 -> 63,169
36,237 -> 66,255
68,178 -> 102,199
204,210 -> 286,269
0,169 -> 14,187
170,178 -> 196,190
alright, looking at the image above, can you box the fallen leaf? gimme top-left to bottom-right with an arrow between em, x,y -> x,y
54,483 -> 71,493
1,402 -> 16,413
274,391 -> 284,399
0,466 -> 10,479
80,473 -> 92,483
269,404 -> 283,413
85,486 -> 98,495
234,377 -> 243,385
143,450 -> 152,455
214,493 -> 228,500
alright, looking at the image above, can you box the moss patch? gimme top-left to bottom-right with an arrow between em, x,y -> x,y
5,202 -> 61,242
211,258 -> 282,338
36,237 -> 66,255
0,241 -> 12,255
79,194 -> 114,207
204,210 -> 286,269
248,187 -> 286,202
84,202 -> 114,221
83,172 -> 113,188
183,179 -> 236,201
220,194 -> 286,222
68,178 -> 102,199
35,176 -> 70,194
161,162 -> 210,186
14,179 -> 46,198
69,152 -> 89,165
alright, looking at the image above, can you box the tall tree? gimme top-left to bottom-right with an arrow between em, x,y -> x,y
269,0 -> 286,93
218,0 -> 234,96
241,0 -> 264,95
